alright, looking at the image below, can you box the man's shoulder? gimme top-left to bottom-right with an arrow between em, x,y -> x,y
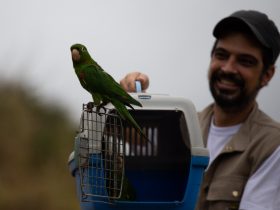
245,108 -> 280,151
252,108 -> 280,134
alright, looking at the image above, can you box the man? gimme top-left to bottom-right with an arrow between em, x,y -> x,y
120,10 -> 280,210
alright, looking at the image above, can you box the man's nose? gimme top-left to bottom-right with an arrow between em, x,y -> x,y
221,57 -> 238,74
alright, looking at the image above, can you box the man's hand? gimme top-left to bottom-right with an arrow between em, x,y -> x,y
120,72 -> 149,92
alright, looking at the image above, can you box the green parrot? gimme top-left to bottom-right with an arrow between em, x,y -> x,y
70,43 -> 148,140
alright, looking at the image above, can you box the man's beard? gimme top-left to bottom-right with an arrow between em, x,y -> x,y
209,70 -> 261,111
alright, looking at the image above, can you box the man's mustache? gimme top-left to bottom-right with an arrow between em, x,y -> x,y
212,70 -> 245,87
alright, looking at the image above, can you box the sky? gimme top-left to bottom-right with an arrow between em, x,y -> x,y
1,0 -> 280,122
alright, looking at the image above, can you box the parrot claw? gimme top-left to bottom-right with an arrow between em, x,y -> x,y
86,102 -> 95,112
85,102 -> 107,115
96,106 -> 107,116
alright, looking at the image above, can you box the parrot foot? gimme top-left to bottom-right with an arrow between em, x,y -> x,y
86,102 -> 95,112
85,102 -> 107,115
96,106 -> 107,116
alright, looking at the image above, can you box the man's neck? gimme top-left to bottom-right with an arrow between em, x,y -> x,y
213,101 -> 255,127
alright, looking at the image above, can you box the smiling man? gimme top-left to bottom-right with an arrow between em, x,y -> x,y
196,10 -> 280,210
120,10 -> 280,210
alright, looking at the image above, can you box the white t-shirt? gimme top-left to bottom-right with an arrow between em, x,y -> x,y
207,118 -> 280,210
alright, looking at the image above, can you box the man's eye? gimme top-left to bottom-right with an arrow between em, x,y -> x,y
238,57 -> 257,67
214,51 -> 228,60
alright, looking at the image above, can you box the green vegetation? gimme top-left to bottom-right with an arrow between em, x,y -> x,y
0,82 -> 80,210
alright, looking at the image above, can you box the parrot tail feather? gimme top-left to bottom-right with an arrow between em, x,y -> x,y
111,100 -> 150,143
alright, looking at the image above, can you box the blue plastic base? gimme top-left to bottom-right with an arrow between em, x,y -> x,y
69,155 -> 208,210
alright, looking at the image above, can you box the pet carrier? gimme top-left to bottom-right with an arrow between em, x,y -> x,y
68,93 -> 209,210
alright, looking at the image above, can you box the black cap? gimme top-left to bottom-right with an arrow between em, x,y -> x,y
213,10 -> 280,64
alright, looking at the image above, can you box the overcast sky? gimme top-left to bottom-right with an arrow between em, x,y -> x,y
1,0 -> 280,122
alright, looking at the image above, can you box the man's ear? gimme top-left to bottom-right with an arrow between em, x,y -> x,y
261,65 -> 275,87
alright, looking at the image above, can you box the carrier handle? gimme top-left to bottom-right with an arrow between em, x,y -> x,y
135,80 -> 142,93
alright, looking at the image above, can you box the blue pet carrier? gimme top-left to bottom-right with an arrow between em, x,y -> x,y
68,93 -> 209,210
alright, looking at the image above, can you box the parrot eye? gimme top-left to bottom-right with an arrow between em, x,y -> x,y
81,47 -> 86,52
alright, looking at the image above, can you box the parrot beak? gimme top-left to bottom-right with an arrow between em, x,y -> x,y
71,49 -> 80,62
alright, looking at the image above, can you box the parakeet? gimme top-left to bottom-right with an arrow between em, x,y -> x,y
70,43 -> 148,140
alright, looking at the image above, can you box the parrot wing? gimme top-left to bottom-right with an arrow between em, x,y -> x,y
80,64 -> 142,109
80,65 -> 148,140
102,72 -> 142,108
110,99 -> 146,138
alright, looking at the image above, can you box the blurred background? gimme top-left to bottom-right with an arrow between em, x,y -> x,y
0,81 -> 79,210
0,0 -> 279,209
